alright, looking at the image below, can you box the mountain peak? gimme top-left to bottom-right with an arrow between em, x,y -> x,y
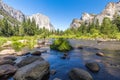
0,1 -> 55,30
28,13 -> 54,31
70,1 -> 120,28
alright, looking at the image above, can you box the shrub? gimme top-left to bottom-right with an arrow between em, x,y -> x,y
50,38 -> 72,52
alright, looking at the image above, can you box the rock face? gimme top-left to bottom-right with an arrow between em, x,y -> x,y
70,1 -> 120,28
14,60 -> 49,80
70,19 -> 83,28
85,62 -> 100,72
69,68 -> 93,80
28,13 -> 55,31
0,0 -> 55,30
0,0 -> 25,22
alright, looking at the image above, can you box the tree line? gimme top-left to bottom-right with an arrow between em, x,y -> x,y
0,18 -> 51,37
0,15 -> 120,39
64,15 -> 120,39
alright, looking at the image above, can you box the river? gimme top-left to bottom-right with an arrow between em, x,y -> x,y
9,39 -> 120,80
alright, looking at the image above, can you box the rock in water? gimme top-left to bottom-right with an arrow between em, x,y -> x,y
50,69 -> 56,75
0,64 -> 17,78
31,51 -> 41,56
14,60 -> 49,80
17,56 -> 44,68
69,68 -> 93,80
0,59 -> 15,65
85,62 -> 100,72
96,52 -> 104,57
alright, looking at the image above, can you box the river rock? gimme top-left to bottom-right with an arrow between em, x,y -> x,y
17,56 -> 44,68
0,59 -> 15,65
96,52 -> 104,56
31,51 -> 41,56
1,55 -> 17,61
69,68 -> 93,80
0,49 -> 15,55
14,60 -> 50,80
77,46 -> 83,49
0,64 -> 17,77
85,62 -> 100,72
50,69 -> 56,75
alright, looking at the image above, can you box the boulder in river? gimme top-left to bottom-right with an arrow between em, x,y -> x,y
0,59 -> 15,65
85,62 -> 100,72
14,60 -> 50,80
17,56 -> 44,68
96,52 -> 104,57
77,46 -> 83,49
0,64 -> 17,78
1,55 -> 17,61
69,68 -> 93,80
31,51 -> 41,56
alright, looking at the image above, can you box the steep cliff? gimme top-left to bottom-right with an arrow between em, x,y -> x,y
0,0 -> 54,30
70,1 -> 120,28
28,13 -> 54,31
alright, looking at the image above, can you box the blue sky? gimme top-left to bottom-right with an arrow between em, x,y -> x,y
3,0 -> 118,30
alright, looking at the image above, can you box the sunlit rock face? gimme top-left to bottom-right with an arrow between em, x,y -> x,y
70,19 -> 82,28
0,0 -> 25,22
81,13 -> 95,24
28,13 -> 55,31
95,2 -> 116,24
70,1 -> 120,28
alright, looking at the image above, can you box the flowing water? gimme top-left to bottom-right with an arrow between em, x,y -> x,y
41,48 -> 120,80
9,40 -> 120,80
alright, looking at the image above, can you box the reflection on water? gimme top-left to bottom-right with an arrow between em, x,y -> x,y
41,48 -> 120,80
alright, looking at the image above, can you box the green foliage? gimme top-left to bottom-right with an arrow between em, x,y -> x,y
12,41 -> 25,51
0,37 -> 7,47
50,38 -> 72,52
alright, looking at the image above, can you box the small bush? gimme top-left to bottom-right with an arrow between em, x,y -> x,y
50,38 -> 72,52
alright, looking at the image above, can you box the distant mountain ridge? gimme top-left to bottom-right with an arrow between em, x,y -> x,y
70,1 -> 120,28
0,0 -> 54,30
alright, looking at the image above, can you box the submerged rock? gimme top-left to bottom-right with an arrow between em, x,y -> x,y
50,69 -> 56,75
85,62 -> 100,72
53,78 -> 61,80
0,64 -> 17,78
17,56 -> 44,68
14,60 -> 49,80
69,68 -> 93,80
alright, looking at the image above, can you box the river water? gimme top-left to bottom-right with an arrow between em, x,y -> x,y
9,39 -> 120,80
41,48 -> 120,80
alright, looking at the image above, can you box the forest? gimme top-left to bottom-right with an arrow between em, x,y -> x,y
0,15 -> 120,40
